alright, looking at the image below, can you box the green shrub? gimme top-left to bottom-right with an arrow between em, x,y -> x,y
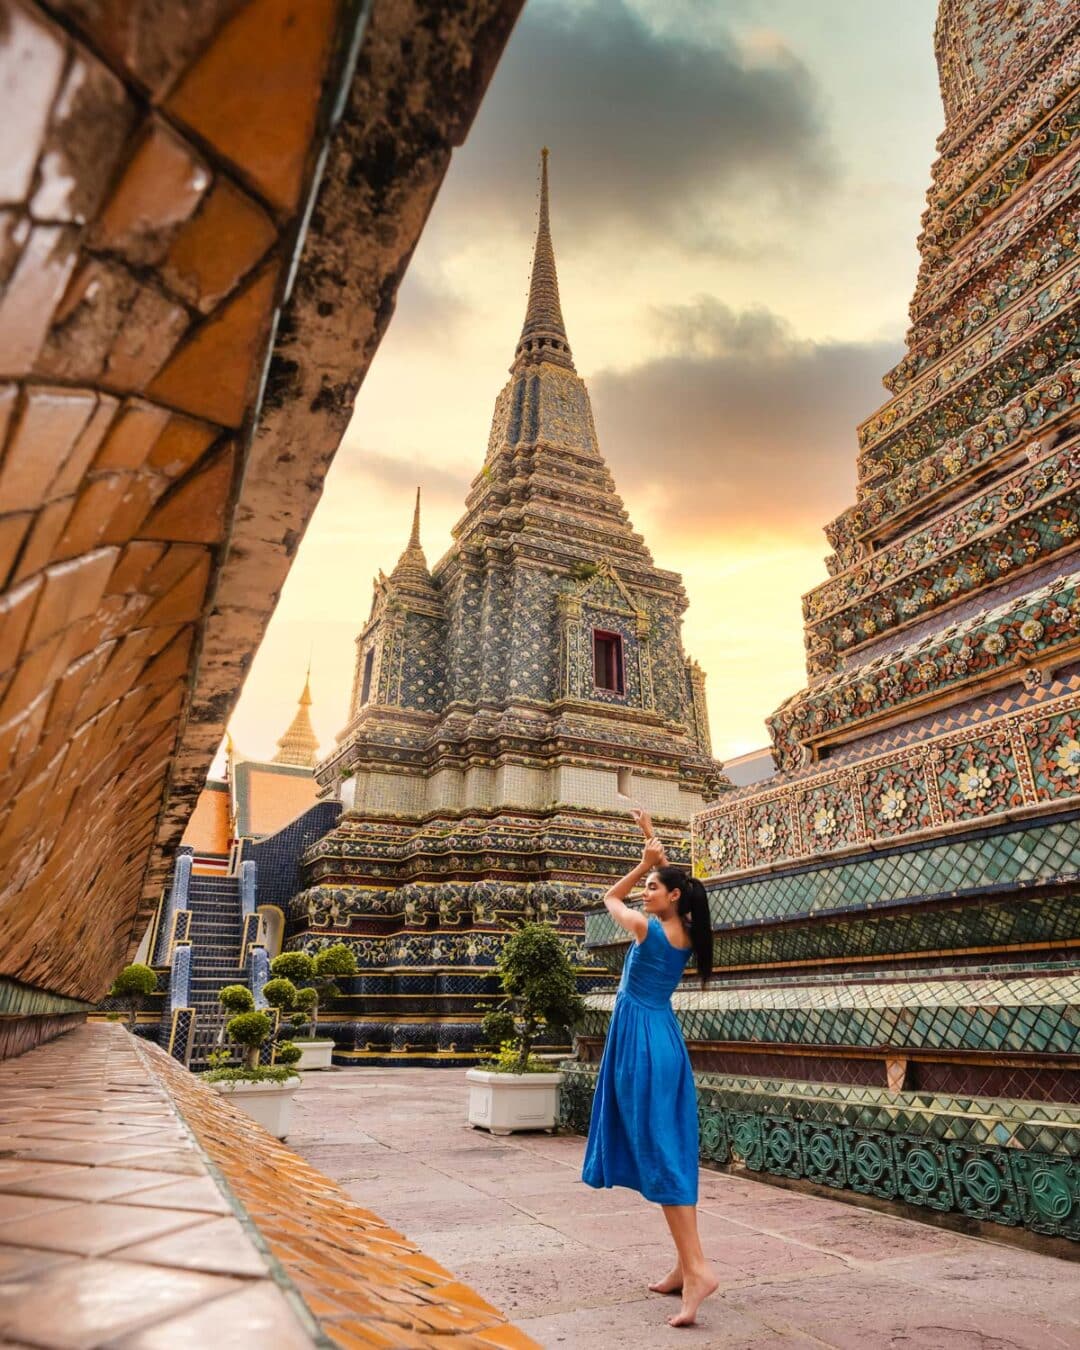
274,1041 -> 302,1066
225,1010 -> 272,1069
270,944 -> 357,1034
270,951 -> 314,984
480,1008 -> 516,1048
261,978 -> 297,1011
313,943 -> 358,979
483,923 -> 585,1074
218,984 -> 255,1014
108,963 -> 158,1029
203,1066 -> 296,1085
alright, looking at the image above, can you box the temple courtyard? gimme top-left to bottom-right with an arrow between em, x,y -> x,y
292,1069 -> 1080,1349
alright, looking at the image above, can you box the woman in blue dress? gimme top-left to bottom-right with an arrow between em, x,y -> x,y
582,808 -> 719,1328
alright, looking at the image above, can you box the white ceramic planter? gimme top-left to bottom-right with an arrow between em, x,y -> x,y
210,1076 -> 302,1138
466,1068 -> 564,1134
294,1039 -> 335,1071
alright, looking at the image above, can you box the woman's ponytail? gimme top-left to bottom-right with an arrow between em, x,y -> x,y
678,876 -> 713,988
654,865 -> 713,987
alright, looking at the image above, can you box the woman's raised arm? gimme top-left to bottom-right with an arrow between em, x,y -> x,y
602,837 -> 665,942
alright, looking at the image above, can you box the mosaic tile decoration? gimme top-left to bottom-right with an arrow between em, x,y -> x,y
708,887 -> 1080,972
696,691 -> 1080,879
558,1061 -> 1080,1239
581,967 -> 1080,1057
679,814 -> 1080,935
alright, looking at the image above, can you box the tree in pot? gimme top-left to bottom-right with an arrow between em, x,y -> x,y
269,943 -> 357,1039
108,963 -> 158,1030
480,922 -> 587,1073
213,983 -> 300,1077
201,985 -> 301,1139
469,923 -> 586,1133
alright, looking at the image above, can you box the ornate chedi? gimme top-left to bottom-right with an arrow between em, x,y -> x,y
285,152 -> 723,1063
272,668 -> 320,769
572,1 -> 1080,1243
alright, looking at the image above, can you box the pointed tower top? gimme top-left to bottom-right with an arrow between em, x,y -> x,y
273,670 -> 320,768
387,488 -> 441,607
513,149 -> 574,373
390,487 -> 434,586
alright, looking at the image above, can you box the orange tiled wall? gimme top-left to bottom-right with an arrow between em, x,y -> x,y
0,0 -> 346,1004
0,0 -> 524,1025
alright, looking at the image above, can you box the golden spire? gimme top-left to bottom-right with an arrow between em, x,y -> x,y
272,665 -> 320,768
513,148 -> 574,373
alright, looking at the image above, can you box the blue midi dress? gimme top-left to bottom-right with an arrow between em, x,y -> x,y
582,914 -> 698,1205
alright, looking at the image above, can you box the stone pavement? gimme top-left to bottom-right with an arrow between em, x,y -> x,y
0,1028 -> 531,1348
290,1068 -> 1080,1349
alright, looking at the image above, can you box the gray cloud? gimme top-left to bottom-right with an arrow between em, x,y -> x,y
344,450 -> 471,509
442,0 -> 836,252
590,298 -> 900,533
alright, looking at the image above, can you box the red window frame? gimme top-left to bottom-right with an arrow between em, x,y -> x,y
593,630 -> 625,694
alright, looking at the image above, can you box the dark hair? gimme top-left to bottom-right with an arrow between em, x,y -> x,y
651,865 -> 713,987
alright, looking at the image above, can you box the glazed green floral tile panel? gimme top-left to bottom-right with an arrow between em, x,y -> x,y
557,1063 -> 1080,1238
586,817 -> 1080,950
581,969 -> 1080,1055
710,890 -> 1080,969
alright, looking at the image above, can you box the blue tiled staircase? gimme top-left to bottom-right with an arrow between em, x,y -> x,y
186,875 -> 248,1068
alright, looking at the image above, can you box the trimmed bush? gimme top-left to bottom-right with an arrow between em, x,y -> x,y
218,984 -> 255,1014
226,1010 -> 272,1069
482,923 -> 585,1074
109,963 -> 158,1029
269,951 -> 314,984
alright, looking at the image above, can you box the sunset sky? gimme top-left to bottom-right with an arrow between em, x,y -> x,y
225,0 -> 944,771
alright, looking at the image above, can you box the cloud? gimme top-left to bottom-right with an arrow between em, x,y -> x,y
384,269 -> 470,348
589,297 -> 901,535
339,449 -> 471,508
443,0 -> 836,252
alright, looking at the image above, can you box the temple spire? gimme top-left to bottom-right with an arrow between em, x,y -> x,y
513,148 -> 574,373
390,487 -> 432,586
272,666 -> 320,768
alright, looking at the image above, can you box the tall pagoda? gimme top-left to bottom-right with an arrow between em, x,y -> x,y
289,152 -> 723,1062
572,0 -> 1080,1244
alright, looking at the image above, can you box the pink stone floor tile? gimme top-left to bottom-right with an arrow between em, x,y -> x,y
0,1242 -> 76,1279
2,1166 -> 187,1203
512,1293 -> 811,1349
722,1270 -> 1080,1349
0,1199 -> 205,1257
762,1210 -> 967,1262
114,1176 -> 232,1215
0,1193 -> 77,1223
107,1280 -> 315,1349
0,1256 -> 242,1349
112,1214 -> 271,1277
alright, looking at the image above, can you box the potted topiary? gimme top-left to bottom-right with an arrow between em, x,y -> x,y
466,923 -> 586,1134
261,976 -> 326,1071
268,943 -> 357,1070
108,963 -> 158,1030
200,983 -> 302,1138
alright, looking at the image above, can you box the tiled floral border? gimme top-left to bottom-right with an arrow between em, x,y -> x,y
698,689 -> 1080,875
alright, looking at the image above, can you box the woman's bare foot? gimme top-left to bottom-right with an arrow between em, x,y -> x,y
647,1266 -> 682,1295
667,1267 -> 719,1327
